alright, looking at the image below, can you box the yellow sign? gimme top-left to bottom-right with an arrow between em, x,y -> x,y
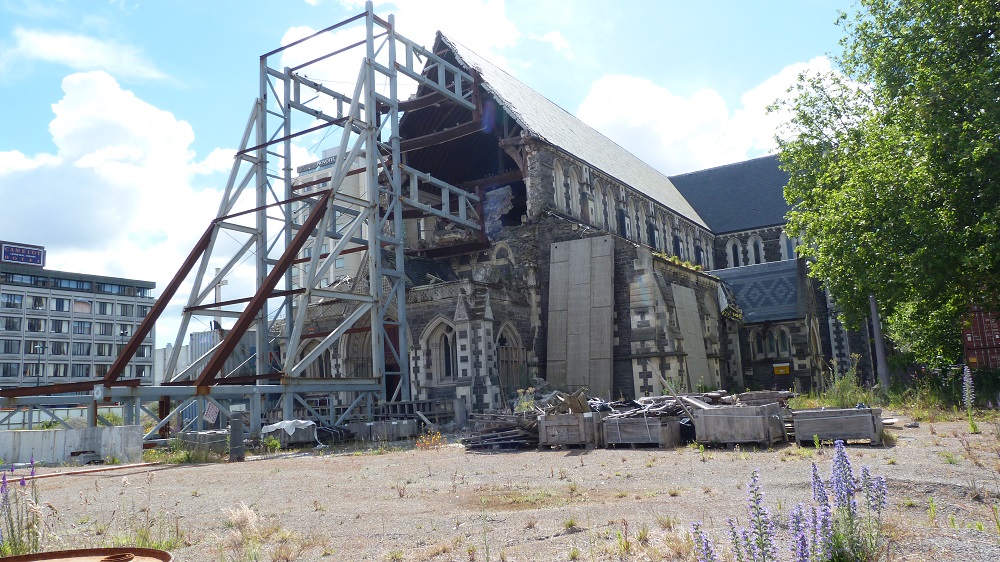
773,363 -> 790,375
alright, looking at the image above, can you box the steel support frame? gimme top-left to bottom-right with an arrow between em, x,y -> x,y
0,2 -> 483,434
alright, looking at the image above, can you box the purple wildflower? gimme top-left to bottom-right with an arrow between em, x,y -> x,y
811,463 -> 828,508
746,470 -> 778,561
691,522 -> 721,562
789,504 -> 809,562
1,472 -> 7,496
728,519 -> 746,562
830,440 -> 856,518
860,466 -> 888,515
18,476 -> 26,488
29,454 -> 36,478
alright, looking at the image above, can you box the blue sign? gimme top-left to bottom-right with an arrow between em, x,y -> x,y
1,244 -> 45,266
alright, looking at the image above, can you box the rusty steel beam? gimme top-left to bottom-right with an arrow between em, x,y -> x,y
399,120 -> 482,152
183,288 -> 305,313
103,225 -> 216,386
193,188 -> 334,387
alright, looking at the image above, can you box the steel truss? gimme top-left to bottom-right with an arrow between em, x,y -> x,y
0,1 -> 484,437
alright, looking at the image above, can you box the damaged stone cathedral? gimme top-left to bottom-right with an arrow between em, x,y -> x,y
284,33 -> 869,413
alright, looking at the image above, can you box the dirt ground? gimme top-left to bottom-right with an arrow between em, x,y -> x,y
18,415 -> 1000,561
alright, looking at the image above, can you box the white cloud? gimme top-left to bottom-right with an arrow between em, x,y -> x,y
535,30 -> 572,60
3,28 -> 165,80
0,150 -> 58,174
0,71 -> 227,343
576,56 -> 833,175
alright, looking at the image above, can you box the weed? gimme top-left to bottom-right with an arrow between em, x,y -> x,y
656,514 -> 679,531
563,517 -> 578,531
614,519 -> 633,556
0,458 -> 48,556
636,523 -> 650,544
415,430 -> 444,450
667,487 -> 681,497
263,435 -> 282,454
938,452 -> 959,465
886,457 -> 897,465
928,497 -> 937,525
902,497 -> 917,507
386,549 -> 404,561
568,545 -> 581,560
567,482 -> 579,496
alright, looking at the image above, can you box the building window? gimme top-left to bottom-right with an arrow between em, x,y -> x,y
778,329 -> 791,358
694,245 -> 704,266
118,324 -> 132,337
0,362 -> 19,377
73,299 -> 93,314
24,340 -> 45,354
1,294 -> 23,309
134,364 -> 149,378
94,364 -> 110,378
335,258 -> 345,269
97,322 -> 114,336
751,330 -> 765,359
553,161 -> 566,212
617,208 -> 628,238
72,321 -> 92,335
673,235 -> 683,258
748,236 -> 765,265
49,342 -> 68,355
118,304 -> 134,317
1,317 -> 21,331
647,223 -> 658,249
1,340 -> 20,354
50,363 -> 68,377
24,318 -> 44,333
1,273 -> 47,286
766,330 -> 778,355
53,278 -> 92,290
97,283 -> 138,297
97,302 -> 114,316
136,305 -> 151,318
137,345 -> 151,358
72,342 -> 91,356
51,298 -> 71,312
49,320 -> 68,334
95,343 -> 114,357
71,364 -> 91,378
28,296 -> 46,310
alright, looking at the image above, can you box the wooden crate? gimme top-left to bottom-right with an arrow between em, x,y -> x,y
792,408 -> 883,445
694,403 -> 784,446
538,413 -> 602,448
603,417 -> 660,446
602,417 -> 681,448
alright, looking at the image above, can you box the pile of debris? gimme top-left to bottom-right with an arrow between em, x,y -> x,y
460,389 -> 795,450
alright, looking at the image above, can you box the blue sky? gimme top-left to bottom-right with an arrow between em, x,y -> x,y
0,0 -> 848,342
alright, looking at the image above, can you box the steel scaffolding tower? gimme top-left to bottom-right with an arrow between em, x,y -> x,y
1,1 -> 484,435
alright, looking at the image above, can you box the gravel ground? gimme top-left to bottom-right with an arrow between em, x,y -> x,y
17,415 -> 1000,561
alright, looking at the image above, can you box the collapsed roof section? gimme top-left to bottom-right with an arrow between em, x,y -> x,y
435,33 -> 707,230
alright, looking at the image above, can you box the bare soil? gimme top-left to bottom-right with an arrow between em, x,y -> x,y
22,415 -> 1000,561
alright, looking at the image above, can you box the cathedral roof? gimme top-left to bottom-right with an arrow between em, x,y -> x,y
669,154 -> 790,234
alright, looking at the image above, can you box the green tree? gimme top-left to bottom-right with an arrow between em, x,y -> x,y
773,0 -> 1000,364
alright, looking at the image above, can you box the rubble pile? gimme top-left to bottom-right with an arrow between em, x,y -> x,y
460,389 -> 796,450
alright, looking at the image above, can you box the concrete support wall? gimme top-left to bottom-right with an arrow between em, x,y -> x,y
546,236 -> 614,397
0,425 -> 143,465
